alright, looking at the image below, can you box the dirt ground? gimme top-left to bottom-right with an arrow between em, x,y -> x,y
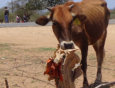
0,25 -> 115,88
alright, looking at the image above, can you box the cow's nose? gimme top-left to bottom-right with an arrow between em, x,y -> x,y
64,43 -> 74,49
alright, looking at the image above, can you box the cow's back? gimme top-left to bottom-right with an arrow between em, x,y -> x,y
71,0 -> 110,44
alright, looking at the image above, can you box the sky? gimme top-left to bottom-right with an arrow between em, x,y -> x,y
0,0 -> 115,9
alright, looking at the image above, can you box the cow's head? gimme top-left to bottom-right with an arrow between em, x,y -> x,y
53,45 -> 77,64
36,2 -> 86,50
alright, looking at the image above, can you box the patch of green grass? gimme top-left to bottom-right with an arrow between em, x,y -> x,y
0,43 -> 17,51
13,73 -> 19,76
5,73 -> 10,76
110,10 -> 115,19
109,56 -> 115,59
89,54 -> 96,60
31,80 -> 37,83
24,47 -> 56,52
38,47 -> 56,51
0,43 -> 11,51
12,84 -> 20,87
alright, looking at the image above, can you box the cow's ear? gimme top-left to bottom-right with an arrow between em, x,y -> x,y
36,16 -> 50,26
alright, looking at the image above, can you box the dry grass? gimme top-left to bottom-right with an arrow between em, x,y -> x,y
0,25 -> 115,88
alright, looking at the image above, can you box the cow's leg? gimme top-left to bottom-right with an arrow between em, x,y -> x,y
93,44 -> 105,84
93,31 -> 106,84
80,44 -> 89,87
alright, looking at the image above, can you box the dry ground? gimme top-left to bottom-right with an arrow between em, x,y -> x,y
0,25 -> 115,88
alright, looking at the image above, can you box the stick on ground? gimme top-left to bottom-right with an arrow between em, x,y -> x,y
95,81 -> 115,88
5,78 -> 9,88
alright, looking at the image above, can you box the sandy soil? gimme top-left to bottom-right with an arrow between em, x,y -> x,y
0,25 -> 114,88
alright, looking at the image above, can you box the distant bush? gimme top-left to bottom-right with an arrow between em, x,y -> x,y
9,13 -> 16,22
0,9 -> 4,21
110,9 -> 115,19
29,13 -> 39,22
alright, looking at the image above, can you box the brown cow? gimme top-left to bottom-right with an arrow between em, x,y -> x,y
36,0 -> 110,87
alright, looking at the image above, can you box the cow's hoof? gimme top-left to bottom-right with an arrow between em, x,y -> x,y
89,80 -> 102,88
82,84 -> 89,88
93,82 -> 110,88
89,82 -> 101,88
89,83 -> 99,88
94,80 -> 102,86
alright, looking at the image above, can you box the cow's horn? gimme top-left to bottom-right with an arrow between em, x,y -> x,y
47,7 -> 52,12
68,4 -> 74,9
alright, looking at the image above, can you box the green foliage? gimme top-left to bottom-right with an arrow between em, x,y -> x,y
9,13 -> 15,22
25,0 -> 67,10
47,0 -> 67,7
0,43 -> 11,51
25,0 -> 43,10
38,47 -> 56,51
6,0 -> 68,22
110,9 -> 115,19
0,9 -> 4,21
24,47 -> 56,52
15,8 -> 32,18
7,0 -> 33,22
29,12 -> 39,21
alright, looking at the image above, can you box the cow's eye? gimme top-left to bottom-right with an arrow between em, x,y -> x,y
53,21 -> 58,25
50,70 -> 53,74
62,55 -> 66,59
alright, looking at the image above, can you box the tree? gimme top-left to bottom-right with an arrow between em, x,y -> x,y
25,0 -> 68,10
47,0 -> 67,7
25,0 -> 43,10
0,8 -> 4,20
8,0 -> 68,11
7,0 -> 69,22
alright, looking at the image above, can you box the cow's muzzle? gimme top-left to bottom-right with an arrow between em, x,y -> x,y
60,41 -> 75,50
64,43 -> 74,49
